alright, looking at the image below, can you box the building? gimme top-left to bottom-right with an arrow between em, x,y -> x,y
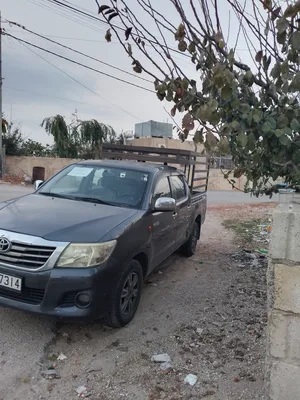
134,120 -> 173,139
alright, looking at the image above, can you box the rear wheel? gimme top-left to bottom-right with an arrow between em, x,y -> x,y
180,221 -> 200,257
104,259 -> 143,328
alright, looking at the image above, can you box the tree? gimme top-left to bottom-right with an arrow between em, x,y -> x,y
95,0 -> 300,195
3,127 -> 24,156
20,139 -> 54,157
41,112 -> 118,159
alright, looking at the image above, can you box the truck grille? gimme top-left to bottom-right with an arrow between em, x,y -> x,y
0,285 -> 45,305
0,242 -> 56,269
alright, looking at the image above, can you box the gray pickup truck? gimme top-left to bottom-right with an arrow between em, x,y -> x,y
0,145 -> 208,327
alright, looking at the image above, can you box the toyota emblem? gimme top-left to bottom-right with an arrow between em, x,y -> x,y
0,237 -> 11,253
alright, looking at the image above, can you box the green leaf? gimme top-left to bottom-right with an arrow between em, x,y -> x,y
290,118 -> 300,132
283,126 -> 293,136
182,79 -> 189,90
266,117 -> 277,130
237,132 -> 248,147
194,129 -> 204,144
209,112 -> 220,126
277,31 -> 287,45
276,17 -> 289,34
231,120 -> 240,131
221,86 -> 233,101
206,131 -> 218,148
210,99 -> 218,112
291,32 -> 300,51
271,62 -> 281,79
262,122 -> 271,133
188,42 -> 196,53
279,135 -> 290,146
275,129 -> 283,137
247,132 -> 256,151
253,111 -> 262,123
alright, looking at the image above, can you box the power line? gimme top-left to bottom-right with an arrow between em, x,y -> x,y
3,85 -> 112,107
41,0 -> 191,59
27,0 -> 108,36
5,32 -> 154,93
6,21 -> 152,84
16,40 -> 143,121
11,41 -> 176,139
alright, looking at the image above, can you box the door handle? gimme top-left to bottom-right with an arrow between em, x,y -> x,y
187,204 -> 192,209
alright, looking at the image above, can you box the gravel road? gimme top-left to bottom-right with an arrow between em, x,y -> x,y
0,198 -> 273,400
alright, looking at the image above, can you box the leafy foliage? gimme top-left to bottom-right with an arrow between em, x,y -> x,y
41,112 -> 120,159
96,0 -> 300,195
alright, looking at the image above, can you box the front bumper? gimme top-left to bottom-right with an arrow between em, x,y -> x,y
0,258 -> 120,321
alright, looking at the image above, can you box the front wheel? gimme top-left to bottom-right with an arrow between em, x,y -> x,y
104,259 -> 143,328
180,221 -> 200,257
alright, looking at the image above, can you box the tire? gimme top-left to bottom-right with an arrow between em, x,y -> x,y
104,259 -> 143,328
180,221 -> 200,257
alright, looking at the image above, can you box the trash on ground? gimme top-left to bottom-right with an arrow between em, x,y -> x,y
76,385 -> 88,396
41,369 -> 59,379
184,373 -> 198,386
258,249 -> 268,254
151,353 -> 171,363
199,260 -> 203,264
57,352 -> 67,361
160,361 -> 172,371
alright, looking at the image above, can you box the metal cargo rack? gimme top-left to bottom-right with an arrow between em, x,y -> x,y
102,143 -> 210,192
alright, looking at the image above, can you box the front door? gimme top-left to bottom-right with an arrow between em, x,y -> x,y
151,175 -> 177,268
169,175 -> 190,247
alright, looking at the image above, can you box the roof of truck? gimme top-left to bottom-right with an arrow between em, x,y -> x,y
78,159 -> 178,173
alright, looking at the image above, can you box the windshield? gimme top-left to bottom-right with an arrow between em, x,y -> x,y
38,164 -> 149,208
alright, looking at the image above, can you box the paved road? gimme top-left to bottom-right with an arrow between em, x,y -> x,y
0,184 -> 279,204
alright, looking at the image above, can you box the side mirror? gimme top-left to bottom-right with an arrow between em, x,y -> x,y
154,197 -> 176,212
34,180 -> 44,190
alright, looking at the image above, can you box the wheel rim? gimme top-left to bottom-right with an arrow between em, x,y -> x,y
191,225 -> 198,253
120,272 -> 140,315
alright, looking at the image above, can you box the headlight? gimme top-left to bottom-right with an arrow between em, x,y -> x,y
56,240 -> 117,268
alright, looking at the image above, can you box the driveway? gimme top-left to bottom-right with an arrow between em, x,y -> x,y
0,204 -> 271,400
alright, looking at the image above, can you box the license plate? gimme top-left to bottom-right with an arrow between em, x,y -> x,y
0,273 -> 22,291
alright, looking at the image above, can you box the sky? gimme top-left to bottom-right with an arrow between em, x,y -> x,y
1,0 -> 259,145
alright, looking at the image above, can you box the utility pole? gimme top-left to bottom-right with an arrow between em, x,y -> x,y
0,11 -> 3,179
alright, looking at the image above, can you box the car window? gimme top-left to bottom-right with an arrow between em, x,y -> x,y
170,175 -> 186,201
153,177 -> 171,202
38,165 -> 149,209
50,170 -> 86,194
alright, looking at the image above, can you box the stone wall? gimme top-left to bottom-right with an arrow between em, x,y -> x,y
5,156 -> 79,180
266,203 -> 300,399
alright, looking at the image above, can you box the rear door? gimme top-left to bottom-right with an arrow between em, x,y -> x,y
151,175 -> 178,268
169,175 -> 191,247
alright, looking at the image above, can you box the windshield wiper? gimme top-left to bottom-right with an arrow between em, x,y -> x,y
39,192 -> 76,200
76,197 -> 114,206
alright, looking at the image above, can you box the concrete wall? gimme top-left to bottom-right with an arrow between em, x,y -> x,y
266,202 -> 300,399
207,169 -> 247,191
5,156 -> 80,180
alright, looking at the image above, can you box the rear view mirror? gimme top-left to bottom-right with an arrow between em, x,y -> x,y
34,180 -> 44,190
154,197 -> 176,212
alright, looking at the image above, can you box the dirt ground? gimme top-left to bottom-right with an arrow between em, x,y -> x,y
1,204 -> 275,400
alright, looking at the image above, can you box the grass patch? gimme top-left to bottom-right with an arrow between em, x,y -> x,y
223,218 -> 270,250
